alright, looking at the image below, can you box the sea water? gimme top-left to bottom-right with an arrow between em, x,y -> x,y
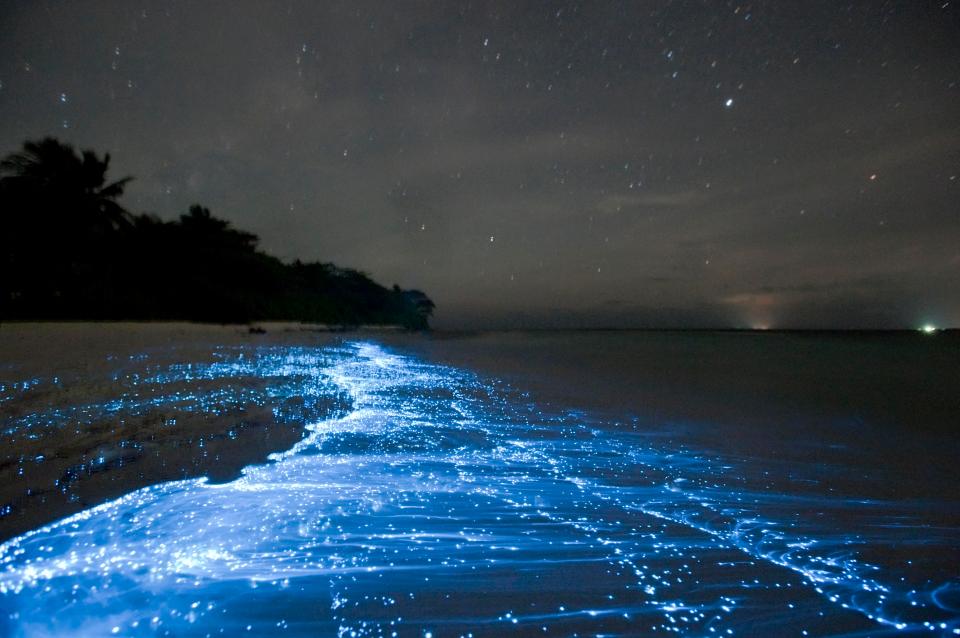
0,329 -> 957,636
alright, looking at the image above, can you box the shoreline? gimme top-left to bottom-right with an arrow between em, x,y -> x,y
0,325 -> 351,542
3,319 -> 954,336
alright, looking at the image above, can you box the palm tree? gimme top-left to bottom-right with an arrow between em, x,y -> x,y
0,137 -> 133,233
1,139 -> 135,316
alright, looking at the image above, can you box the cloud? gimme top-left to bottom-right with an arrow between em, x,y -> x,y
2,1 -> 957,327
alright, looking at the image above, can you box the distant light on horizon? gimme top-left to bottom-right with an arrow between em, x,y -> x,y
0,2 -> 957,330
920,324 -> 937,334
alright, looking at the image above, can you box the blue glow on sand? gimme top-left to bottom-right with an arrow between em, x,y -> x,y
0,342 -> 957,636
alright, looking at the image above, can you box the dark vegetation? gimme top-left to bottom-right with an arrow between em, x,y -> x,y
0,138 -> 435,328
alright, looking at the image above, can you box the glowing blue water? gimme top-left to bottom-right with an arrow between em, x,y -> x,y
0,342 -> 957,636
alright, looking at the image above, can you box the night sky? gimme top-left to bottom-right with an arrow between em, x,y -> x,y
1,1 -> 958,329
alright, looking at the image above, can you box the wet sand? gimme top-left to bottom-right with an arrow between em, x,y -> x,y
0,323 -> 351,540
1,325 -> 957,636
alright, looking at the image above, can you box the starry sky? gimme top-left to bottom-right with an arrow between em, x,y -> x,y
1,1 -> 958,329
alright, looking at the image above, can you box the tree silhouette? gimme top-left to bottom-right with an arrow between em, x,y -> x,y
179,204 -> 259,251
1,138 -> 133,234
1,138 -> 435,328
1,139 -> 137,315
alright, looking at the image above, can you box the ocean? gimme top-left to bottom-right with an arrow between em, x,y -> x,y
0,324 -> 957,637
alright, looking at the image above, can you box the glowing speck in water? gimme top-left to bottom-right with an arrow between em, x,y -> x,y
0,341 -> 955,635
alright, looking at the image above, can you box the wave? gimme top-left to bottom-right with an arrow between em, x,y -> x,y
0,342 -> 956,636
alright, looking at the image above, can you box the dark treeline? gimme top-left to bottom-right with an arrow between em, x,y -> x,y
0,138 -> 434,328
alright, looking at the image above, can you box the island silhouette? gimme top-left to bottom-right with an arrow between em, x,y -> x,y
0,138 -> 434,329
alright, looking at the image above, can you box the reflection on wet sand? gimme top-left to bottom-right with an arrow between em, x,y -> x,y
1,339 -> 957,636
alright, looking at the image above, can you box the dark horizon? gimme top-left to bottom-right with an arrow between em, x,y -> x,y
0,318 -> 956,334
2,1 -> 958,329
